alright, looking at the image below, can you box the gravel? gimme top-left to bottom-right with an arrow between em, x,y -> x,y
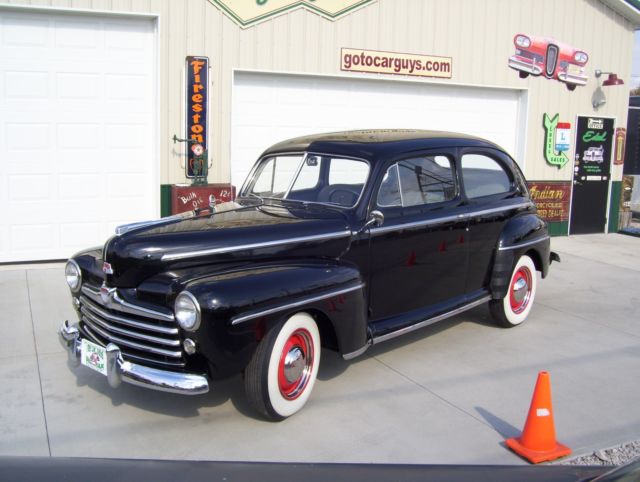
560,440 -> 640,466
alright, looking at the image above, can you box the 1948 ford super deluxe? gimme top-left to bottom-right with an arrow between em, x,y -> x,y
59,130 -> 557,420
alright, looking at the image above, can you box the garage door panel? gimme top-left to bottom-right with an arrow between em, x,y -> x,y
0,10 -> 157,262
1,15 -> 49,47
8,175 -> 52,202
56,72 -> 102,100
60,222 -> 101,249
54,19 -> 100,49
5,70 -> 49,98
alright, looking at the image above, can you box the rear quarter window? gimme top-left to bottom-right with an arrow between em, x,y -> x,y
461,154 -> 512,199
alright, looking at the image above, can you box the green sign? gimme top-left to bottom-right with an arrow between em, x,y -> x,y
543,113 -> 570,169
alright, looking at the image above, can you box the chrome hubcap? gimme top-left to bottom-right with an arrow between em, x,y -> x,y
283,346 -> 305,384
512,278 -> 528,304
278,328 -> 314,400
510,267 -> 532,314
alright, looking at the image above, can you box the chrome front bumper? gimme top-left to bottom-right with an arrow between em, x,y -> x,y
508,57 -> 542,75
58,320 -> 209,395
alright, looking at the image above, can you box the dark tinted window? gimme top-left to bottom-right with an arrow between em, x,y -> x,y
461,154 -> 512,199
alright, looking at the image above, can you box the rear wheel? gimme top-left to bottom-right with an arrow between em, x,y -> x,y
245,312 -> 320,420
489,255 -> 537,328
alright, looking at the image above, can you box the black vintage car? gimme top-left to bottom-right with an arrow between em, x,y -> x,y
59,130 -> 557,420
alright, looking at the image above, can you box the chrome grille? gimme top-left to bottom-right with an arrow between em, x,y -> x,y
545,44 -> 559,77
79,284 -> 185,368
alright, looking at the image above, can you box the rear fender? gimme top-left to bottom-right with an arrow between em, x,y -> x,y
490,214 -> 551,300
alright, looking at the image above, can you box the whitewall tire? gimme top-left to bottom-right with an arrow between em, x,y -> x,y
245,312 -> 321,420
489,255 -> 537,328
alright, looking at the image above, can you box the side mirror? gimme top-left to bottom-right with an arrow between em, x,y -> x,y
363,210 -> 384,231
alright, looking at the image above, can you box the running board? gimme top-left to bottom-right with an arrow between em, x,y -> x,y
372,295 -> 492,345
342,295 -> 491,360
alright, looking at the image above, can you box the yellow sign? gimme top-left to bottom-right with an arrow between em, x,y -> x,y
341,48 -> 452,79
209,1 -> 377,27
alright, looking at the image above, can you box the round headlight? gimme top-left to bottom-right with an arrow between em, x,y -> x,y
65,260 -> 82,293
515,35 -> 531,48
175,291 -> 201,331
574,51 -> 588,64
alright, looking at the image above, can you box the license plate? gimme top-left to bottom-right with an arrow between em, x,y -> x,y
567,64 -> 582,75
81,339 -> 108,376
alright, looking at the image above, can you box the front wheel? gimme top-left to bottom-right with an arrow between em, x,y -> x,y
489,255 -> 537,328
245,312 -> 321,420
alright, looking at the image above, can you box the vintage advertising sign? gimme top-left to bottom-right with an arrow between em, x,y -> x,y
527,182 -> 571,222
341,48 -> 452,79
209,0 -> 376,28
574,116 -> 614,179
185,56 -> 209,178
508,33 -> 589,90
171,184 -> 236,215
614,127 -> 626,165
543,114 -> 570,168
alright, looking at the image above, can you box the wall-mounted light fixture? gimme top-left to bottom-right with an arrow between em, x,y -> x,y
596,70 -> 624,86
592,70 -> 625,109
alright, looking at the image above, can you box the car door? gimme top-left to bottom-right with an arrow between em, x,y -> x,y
367,150 -> 469,326
460,148 -> 530,295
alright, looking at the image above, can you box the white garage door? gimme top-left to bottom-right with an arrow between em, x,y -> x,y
231,72 -> 526,189
0,9 -> 157,262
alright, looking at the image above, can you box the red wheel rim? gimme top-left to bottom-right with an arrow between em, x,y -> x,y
278,328 -> 314,400
509,266 -> 532,314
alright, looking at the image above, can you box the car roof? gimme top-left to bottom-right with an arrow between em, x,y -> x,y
261,129 -> 505,162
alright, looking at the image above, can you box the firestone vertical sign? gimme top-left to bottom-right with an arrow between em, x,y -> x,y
186,56 -> 209,178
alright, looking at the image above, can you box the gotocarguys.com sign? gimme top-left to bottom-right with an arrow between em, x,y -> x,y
341,48 -> 452,79
208,0 -> 377,28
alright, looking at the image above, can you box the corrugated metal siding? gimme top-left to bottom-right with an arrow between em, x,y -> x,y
1,0 -> 635,185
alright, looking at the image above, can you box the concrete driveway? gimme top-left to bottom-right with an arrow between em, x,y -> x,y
1,234 -> 638,464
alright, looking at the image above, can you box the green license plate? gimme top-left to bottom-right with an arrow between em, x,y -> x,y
80,339 -> 107,376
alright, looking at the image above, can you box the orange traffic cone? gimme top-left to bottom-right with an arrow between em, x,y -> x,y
506,371 -> 571,463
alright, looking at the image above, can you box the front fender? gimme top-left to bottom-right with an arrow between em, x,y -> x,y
185,262 -> 367,378
490,214 -> 551,299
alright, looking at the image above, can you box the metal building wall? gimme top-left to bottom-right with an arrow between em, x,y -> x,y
1,0 -> 635,187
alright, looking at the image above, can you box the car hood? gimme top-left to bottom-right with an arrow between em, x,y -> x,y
101,202 -> 352,288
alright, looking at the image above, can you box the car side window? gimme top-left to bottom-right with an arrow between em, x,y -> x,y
377,155 -> 456,208
461,154 -> 512,199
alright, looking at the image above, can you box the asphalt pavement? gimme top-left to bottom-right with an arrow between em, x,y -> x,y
0,233 -> 638,465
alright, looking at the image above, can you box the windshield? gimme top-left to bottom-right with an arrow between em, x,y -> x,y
242,153 -> 369,208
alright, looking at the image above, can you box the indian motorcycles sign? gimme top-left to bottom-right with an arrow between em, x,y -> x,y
208,0 -> 377,28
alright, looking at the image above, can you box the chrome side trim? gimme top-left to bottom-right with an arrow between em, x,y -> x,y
80,296 -> 178,335
370,202 -> 533,235
372,295 -> 491,344
342,343 -> 370,361
80,307 -> 180,347
58,322 -> 208,395
230,283 -> 365,326
498,235 -> 550,251
82,322 -> 183,358
371,213 -> 465,235
81,285 -> 175,322
161,230 -> 352,262
466,202 -> 533,218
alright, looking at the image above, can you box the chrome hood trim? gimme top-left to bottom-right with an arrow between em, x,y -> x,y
161,230 -> 352,262
115,212 -> 196,236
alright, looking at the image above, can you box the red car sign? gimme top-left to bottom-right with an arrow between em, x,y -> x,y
508,34 -> 589,90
